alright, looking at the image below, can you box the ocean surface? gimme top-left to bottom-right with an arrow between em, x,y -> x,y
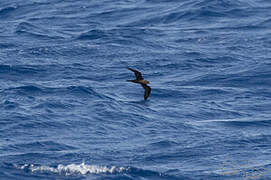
1,0 -> 271,179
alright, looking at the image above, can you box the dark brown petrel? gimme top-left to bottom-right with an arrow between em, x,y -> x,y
127,67 -> 151,100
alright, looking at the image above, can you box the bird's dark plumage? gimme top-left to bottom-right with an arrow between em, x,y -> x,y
127,67 -> 143,80
141,84 -> 151,100
127,67 -> 151,100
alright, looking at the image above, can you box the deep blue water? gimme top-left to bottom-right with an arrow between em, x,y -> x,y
1,0 -> 271,179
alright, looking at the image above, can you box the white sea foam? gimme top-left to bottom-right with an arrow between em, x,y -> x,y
14,162 -> 127,176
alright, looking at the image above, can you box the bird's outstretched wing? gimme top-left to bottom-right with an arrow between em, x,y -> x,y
141,84 -> 151,100
127,67 -> 143,80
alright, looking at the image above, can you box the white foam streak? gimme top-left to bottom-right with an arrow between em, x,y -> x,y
15,162 -> 127,175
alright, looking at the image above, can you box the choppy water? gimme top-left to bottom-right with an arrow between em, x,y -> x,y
1,0 -> 271,179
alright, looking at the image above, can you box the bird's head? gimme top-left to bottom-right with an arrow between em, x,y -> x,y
145,80 -> 150,84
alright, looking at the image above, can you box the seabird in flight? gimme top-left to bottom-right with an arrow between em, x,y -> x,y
127,67 -> 151,100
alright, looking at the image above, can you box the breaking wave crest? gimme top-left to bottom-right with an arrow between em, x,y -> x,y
14,163 -> 127,176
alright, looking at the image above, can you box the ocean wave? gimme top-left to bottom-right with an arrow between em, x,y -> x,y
197,117 -> 271,128
6,141 -> 76,152
0,42 -> 17,49
76,27 -> 161,50
77,29 -> 107,40
1,100 -> 19,110
181,64 -> 271,88
7,85 -> 43,95
2,85 -> 103,99
0,6 -> 16,19
15,22 -> 64,40
11,163 -> 184,179
0,65 -> 42,74
14,162 -> 127,176
149,140 -> 179,148
124,0 -> 253,26
0,2 -> 53,21
191,0 -> 251,10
